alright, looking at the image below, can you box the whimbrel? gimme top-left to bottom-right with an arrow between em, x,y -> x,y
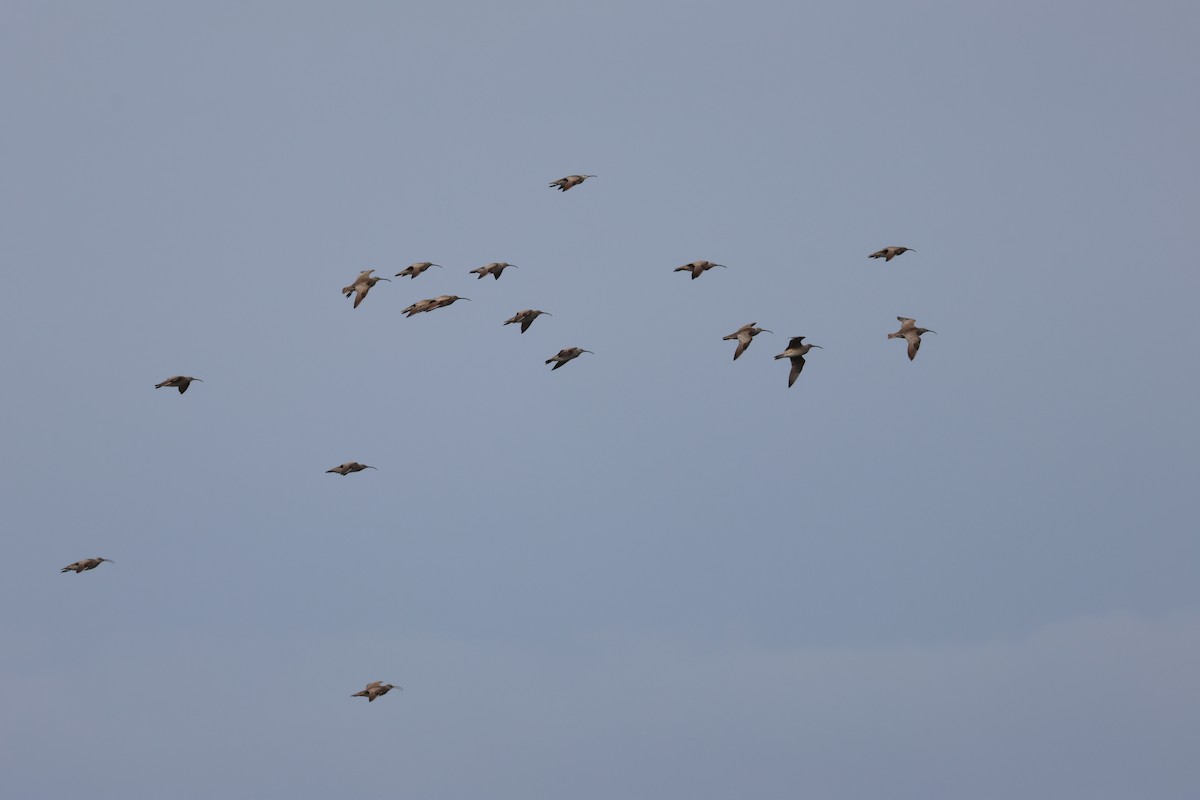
343,269 -> 391,308
674,261 -> 726,280
155,376 -> 203,394
469,262 -> 517,280
503,309 -> 551,333
546,347 -> 593,370
774,337 -> 822,387
326,462 -> 377,476
888,317 -> 937,361
723,323 -> 772,361
61,557 -> 113,574
549,174 -> 595,192
868,246 -> 915,262
395,262 -> 441,279
351,681 -> 401,702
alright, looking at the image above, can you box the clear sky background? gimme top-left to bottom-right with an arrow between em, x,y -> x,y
2,1 -> 1198,798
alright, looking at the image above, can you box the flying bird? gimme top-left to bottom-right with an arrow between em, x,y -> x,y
155,376 -> 203,394
888,317 -> 937,361
723,323 -> 772,361
61,557 -> 114,574
351,681 -> 401,702
774,336 -> 823,387
343,269 -> 391,308
868,246 -> 915,262
674,261 -> 726,280
469,262 -> 517,280
549,174 -> 595,191
503,309 -> 551,333
546,347 -> 593,370
395,262 -> 441,279
326,462 -> 377,476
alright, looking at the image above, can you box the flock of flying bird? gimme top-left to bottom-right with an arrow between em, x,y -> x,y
59,173 -> 936,704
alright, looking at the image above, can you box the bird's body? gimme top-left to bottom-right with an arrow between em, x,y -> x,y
470,262 -> 517,280
395,262 -> 440,279
155,376 -> 203,394
503,309 -> 551,333
545,347 -> 593,370
774,336 -> 823,387
61,557 -> 113,574
402,295 -> 469,317
549,174 -> 595,192
868,246 -> 914,262
674,261 -> 726,280
887,317 -> 936,360
723,323 -> 772,360
400,298 -> 438,316
343,269 -> 391,308
326,462 -> 377,476
351,681 -> 400,702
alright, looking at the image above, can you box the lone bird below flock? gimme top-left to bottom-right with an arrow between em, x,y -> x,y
549,174 -> 595,191
395,262 -> 440,279
343,269 -> 390,308
61,557 -> 113,574
723,323 -> 772,360
155,375 -> 203,394
774,336 -> 822,387
888,317 -> 937,361
546,347 -> 593,370
351,681 -> 400,702
402,295 -> 470,317
675,261 -> 726,280
326,462 -> 376,476
868,246 -> 915,262
503,309 -> 551,333
469,262 -> 517,280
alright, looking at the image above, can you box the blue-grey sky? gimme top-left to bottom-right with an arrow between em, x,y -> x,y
2,1 -> 1198,798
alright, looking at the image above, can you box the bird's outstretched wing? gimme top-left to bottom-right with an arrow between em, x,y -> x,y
733,331 -> 753,360
788,356 -> 805,387
906,332 -> 922,360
